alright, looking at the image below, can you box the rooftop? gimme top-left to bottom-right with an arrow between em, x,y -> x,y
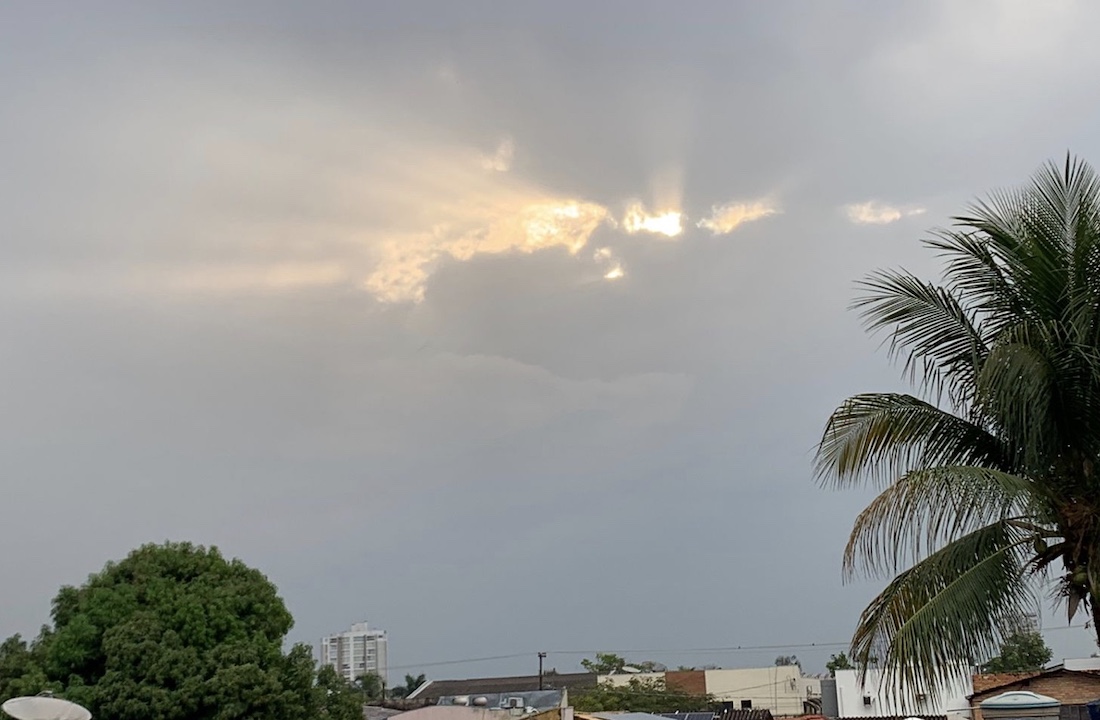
409,674 -> 597,702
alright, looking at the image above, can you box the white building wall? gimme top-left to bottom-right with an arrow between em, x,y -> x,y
320,621 -> 389,685
705,667 -> 814,716
833,668 -> 973,719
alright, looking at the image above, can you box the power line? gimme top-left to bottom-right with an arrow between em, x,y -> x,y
384,627 -> 1093,674
385,641 -> 849,673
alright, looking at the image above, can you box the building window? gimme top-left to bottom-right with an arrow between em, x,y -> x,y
741,701 -> 752,710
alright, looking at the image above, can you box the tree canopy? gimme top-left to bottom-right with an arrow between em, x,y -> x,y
817,155 -> 1100,699
0,542 -> 334,720
981,624 -> 1053,673
571,677 -> 712,713
825,653 -> 854,677
581,654 -> 665,675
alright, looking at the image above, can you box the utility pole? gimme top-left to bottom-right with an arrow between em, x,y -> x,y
538,652 -> 547,690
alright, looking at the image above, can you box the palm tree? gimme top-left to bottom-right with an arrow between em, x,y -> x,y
389,673 -> 426,699
816,155 -> 1100,700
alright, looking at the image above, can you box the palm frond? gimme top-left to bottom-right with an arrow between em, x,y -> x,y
854,271 -> 988,407
974,329 -> 1055,472
850,521 -> 1035,706
816,393 -> 1008,487
844,466 -> 1038,581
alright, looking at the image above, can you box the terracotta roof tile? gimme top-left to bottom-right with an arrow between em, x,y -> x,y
971,672 -> 1042,695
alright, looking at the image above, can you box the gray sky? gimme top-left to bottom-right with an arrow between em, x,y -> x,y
2,0 -> 1100,679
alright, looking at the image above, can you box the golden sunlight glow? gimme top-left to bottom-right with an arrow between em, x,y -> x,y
621,201 -> 683,237
696,199 -> 779,235
844,201 -> 926,225
593,246 -> 626,281
364,199 -> 610,303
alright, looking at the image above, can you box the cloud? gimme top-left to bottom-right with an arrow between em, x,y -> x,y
844,201 -> 926,225
621,201 -> 683,237
364,199 -> 611,302
696,199 -> 778,235
481,137 -> 515,172
593,247 -> 625,280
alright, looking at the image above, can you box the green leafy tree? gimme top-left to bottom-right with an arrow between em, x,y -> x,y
316,665 -> 364,720
354,672 -> 384,703
0,542 -> 318,720
581,654 -> 627,675
571,677 -> 712,713
981,626 -> 1053,673
826,653 -> 854,677
816,156 -> 1100,699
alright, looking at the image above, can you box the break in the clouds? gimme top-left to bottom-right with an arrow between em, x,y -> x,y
696,199 -> 779,235
621,201 -> 684,238
481,137 -> 515,172
844,201 -> 927,225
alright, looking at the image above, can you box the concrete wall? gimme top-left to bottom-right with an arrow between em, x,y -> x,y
833,668 -> 972,719
705,666 -> 813,716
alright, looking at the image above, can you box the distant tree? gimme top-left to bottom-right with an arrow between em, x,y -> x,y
354,672 -> 384,702
826,653 -> 855,677
317,665 -> 367,720
581,654 -> 664,675
981,625 -> 1052,673
774,655 -> 802,672
572,677 -> 712,713
582,654 -> 628,675
389,673 -> 426,699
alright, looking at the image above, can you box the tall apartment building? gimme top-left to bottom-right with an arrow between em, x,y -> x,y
319,622 -> 388,684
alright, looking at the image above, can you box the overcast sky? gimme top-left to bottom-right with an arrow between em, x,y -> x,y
3,0 -> 1100,680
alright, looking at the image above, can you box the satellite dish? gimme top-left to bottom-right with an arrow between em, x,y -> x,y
1,696 -> 92,720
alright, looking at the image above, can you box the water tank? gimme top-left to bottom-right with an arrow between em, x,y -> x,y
980,691 -> 1060,720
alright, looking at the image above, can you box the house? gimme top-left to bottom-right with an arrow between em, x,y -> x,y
970,662 -> 1100,720
394,707 -> 571,720
435,691 -> 567,712
598,666 -> 819,716
826,667 -> 973,720
409,674 -> 598,704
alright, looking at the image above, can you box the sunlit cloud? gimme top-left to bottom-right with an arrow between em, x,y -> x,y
603,265 -> 625,280
621,201 -> 683,237
696,199 -> 779,235
481,137 -> 515,172
8,75 -> 716,304
363,200 -> 610,303
593,246 -> 626,281
844,201 -> 926,225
